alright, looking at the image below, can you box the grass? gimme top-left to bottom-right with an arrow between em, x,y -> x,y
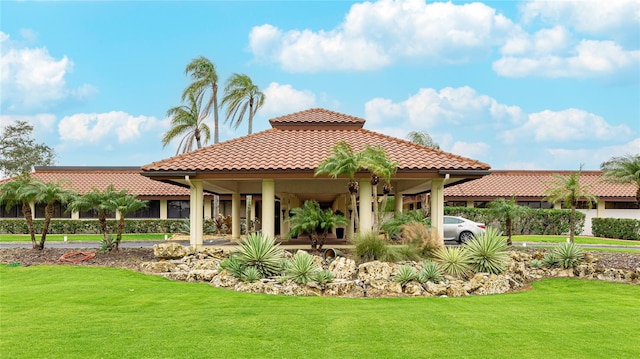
1,265 -> 639,358
0,233 -> 170,242
511,235 -> 640,246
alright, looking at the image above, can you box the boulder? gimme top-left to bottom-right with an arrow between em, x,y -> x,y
357,261 -> 395,281
186,270 -> 218,282
191,260 -> 220,271
329,257 -> 357,279
200,247 -> 231,260
210,273 -> 239,288
139,261 -> 176,273
446,281 -> 469,297
403,281 -> 425,296
153,242 -> 188,259
324,280 -> 360,297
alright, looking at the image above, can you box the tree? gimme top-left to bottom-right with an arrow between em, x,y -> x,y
315,141 -> 363,234
221,73 -> 265,135
108,194 -> 148,251
487,197 -> 530,246
360,145 -> 398,231
0,175 -> 39,249
183,56 -> 221,144
543,166 -> 598,243
600,154 -> 640,206
407,131 -> 440,150
67,185 -> 125,250
0,121 -> 55,177
32,180 -> 75,250
288,200 -> 348,250
162,92 -> 212,155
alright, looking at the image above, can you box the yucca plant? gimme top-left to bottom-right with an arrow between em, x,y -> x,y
394,265 -> 417,287
353,231 -> 388,261
312,269 -> 335,285
552,242 -> 584,269
417,261 -> 443,283
464,227 -> 509,274
285,251 -> 321,284
237,233 -> 284,277
219,256 -> 246,278
434,246 -> 471,277
529,259 -> 543,269
241,266 -> 262,283
542,253 -> 557,268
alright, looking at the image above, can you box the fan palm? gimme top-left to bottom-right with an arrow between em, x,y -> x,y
487,197 -> 530,245
600,154 -> 640,205
162,92 -> 211,155
183,56 -> 220,144
407,131 -> 440,149
32,179 -> 75,249
221,73 -> 265,135
543,166 -> 598,242
0,175 -> 39,249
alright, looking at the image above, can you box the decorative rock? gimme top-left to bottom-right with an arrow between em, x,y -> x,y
324,280 -> 360,297
403,281 -> 425,296
358,261 -> 395,281
446,281 -> 469,297
153,242 -> 187,259
200,247 -> 230,260
474,275 -> 510,295
210,273 -> 239,288
423,281 -> 447,296
329,257 -> 357,279
366,279 -> 402,297
139,261 -> 176,273
191,260 -> 220,271
186,270 -> 218,282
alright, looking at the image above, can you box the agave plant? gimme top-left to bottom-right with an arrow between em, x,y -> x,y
241,266 -> 262,283
237,233 -> 284,277
285,251 -> 321,284
552,242 -> 584,269
529,259 -> 543,269
394,265 -> 417,287
219,256 -> 246,278
542,253 -> 557,268
464,227 -> 509,274
417,261 -> 443,283
312,269 -> 335,285
434,246 -> 471,277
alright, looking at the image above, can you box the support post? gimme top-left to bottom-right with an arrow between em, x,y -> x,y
189,179 -> 204,249
232,192 -> 241,242
359,178 -> 373,233
430,179 -> 445,239
262,179 -> 275,239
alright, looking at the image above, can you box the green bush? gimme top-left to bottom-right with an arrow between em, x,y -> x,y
311,269 -> 335,285
219,257 -> 245,278
285,251 -> 320,284
0,218 -> 194,234
353,231 -> 388,261
417,261 -> 443,283
592,218 -> 640,240
542,253 -> 557,268
552,242 -> 584,269
394,265 -> 417,287
464,227 -> 509,274
434,246 -> 470,277
241,266 -> 262,283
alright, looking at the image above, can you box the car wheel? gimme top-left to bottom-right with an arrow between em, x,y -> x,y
458,231 -> 474,244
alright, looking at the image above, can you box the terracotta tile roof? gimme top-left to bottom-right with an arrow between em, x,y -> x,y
142,108 -> 490,173
269,108 -> 365,129
444,170 -> 637,200
16,167 -> 192,197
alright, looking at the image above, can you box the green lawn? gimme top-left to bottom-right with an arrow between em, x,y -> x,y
0,233 -> 170,242
1,265 -> 639,358
512,235 -> 640,246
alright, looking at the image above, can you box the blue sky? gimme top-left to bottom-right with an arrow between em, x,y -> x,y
1,0 -> 638,174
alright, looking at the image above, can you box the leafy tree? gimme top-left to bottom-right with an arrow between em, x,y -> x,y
315,141 -> 363,232
288,200 -> 348,250
162,92 -> 211,155
183,56 -> 221,144
360,145 -> 398,231
221,73 -> 265,135
32,180 -> 75,250
407,131 -> 440,150
487,197 -> 530,245
0,121 -> 55,177
543,166 -> 598,243
107,194 -> 148,251
0,175 -> 39,248
600,154 -> 640,205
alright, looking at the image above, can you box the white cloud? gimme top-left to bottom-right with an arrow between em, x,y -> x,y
500,108 -> 633,144
450,141 -> 490,160
0,31 -> 97,111
547,138 -> 640,169
58,111 -> 166,144
249,0 -> 516,72
0,114 -> 57,132
260,82 -> 316,116
501,26 -> 569,56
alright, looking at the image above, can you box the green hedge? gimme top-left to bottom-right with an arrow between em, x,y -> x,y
592,218 -> 640,240
0,219 -> 194,235
443,207 -> 585,235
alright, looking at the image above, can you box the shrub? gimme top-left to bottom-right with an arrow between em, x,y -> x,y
394,265 -> 417,287
353,231 -> 388,261
592,218 -> 640,240
385,245 -> 421,262
464,227 -> 509,274
236,233 -> 284,277
312,270 -> 335,285
380,210 -> 426,240
552,242 -> 584,269
241,266 -> 262,283
529,259 -> 542,269
417,261 -> 443,283
219,257 -> 245,278
400,221 -> 444,257
285,251 -> 320,284
542,253 -> 557,268
434,246 -> 470,277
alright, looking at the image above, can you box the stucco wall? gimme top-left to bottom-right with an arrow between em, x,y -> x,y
579,209 -> 640,236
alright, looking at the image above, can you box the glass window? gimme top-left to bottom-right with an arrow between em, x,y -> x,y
35,201 -> 71,219
0,203 -> 22,218
605,202 -> 640,209
168,200 -> 190,218
125,200 -> 160,218
473,201 -> 489,208
445,201 -> 466,207
444,217 -> 462,224
79,208 -> 116,219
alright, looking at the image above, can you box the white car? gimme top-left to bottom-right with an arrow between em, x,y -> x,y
443,216 -> 486,243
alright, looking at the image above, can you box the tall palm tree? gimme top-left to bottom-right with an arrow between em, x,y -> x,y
183,56 -> 220,144
601,154 -> 640,206
0,175 -> 39,249
315,141 -> 362,233
32,179 -> 75,250
487,197 -> 530,246
162,92 -> 211,155
221,73 -> 265,135
108,194 -> 148,251
543,166 -> 598,243
67,185 -> 125,248
407,131 -> 440,149
360,145 -> 398,231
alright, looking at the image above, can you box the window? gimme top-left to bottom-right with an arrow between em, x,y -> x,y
517,201 -> 553,209
168,200 -> 190,218
444,217 -> 463,224
605,202 -> 640,209
445,201 -> 466,207
0,204 -> 22,218
35,201 -> 71,219
473,201 -> 489,208
125,200 -> 160,218
80,208 -> 115,219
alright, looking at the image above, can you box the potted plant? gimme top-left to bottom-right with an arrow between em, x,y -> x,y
288,200 -> 348,250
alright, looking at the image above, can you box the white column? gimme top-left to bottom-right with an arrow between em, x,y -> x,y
261,179 -> 275,239
204,198 -> 212,219
394,192 -> 404,214
597,200 -> 605,218
159,199 -> 168,219
189,179 -> 204,249
466,200 -> 474,208
430,179 -> 445,239
359,178 -> 373,233
232,192 -> 241,241
71,211 -> 80,220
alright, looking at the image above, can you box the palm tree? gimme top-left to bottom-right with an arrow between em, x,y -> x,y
543,166 -> 598,243
288,200 -> 348,250
221,73 -> 265,135
360,145 -> 398,231
601,154 -> 640,206
67,185 -> 125,249
315,141 -> 362,233
407,131 -> 440,149
162,92 -> 211,155
487,197 -> 530,246
32,180 -> 75,250
108,194 -> 148,251
0,175 -> 39,249
183,56 -> 220,144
